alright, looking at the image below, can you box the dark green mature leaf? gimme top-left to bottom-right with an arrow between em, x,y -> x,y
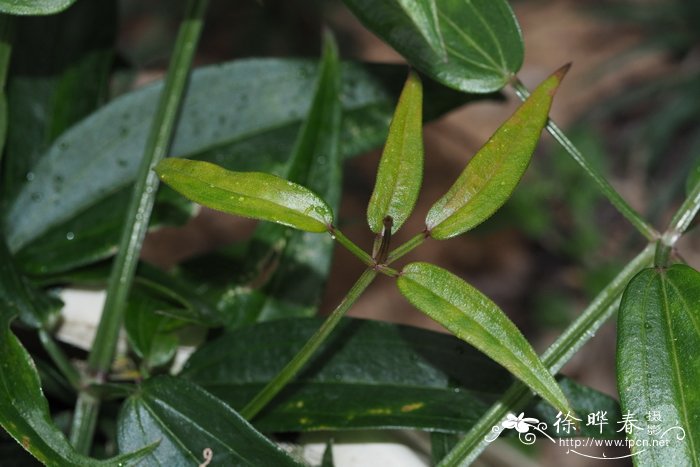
0,238 -> 59,328
229,32 -> 343,324
0,0 -> 76,15
3,0 -> 114,199
182,318 -> 617,435
397,262 -> 572,416
15,186 -> 195,276
156,159 -> 334,232
124,288 -> 181,370
367,70 -> 423,234
342,0 -> 523,93
426,66 -> 568,239
617,264 -> 700,464
5,59 -> 475,255
0,268 -> 154,464
117,376 -> 303,466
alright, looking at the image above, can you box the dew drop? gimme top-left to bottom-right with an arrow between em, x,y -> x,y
26,172 -> 35,181
66,232 -> 75,240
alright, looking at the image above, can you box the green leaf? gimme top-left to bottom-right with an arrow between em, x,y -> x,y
182,318 -> 614,435
426,66 -> 568,239
397,262 -> 572,416
156,158 -> 333,233
367,70 -> 423,234
617,264 -> 700,463
124,287 -> 181,370
15,185 -> 195,276
342,0 -> 523,93
3,0 -> 114,199
0,238 -> 59,328
117,376 -> 303,466
227,32 -> 343,325
5,59 -> 474,255
0,0 -> 76,15
0,274 -> 155,464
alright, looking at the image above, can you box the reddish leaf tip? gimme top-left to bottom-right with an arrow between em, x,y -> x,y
554,62 -> 572,81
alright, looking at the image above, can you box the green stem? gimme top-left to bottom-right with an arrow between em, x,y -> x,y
654,240 -> 671,269
69,392 -> 100,455
39,330 -> 81,390
386,231 -> 428,264
69,0 -> 208,452
667,171 -> 700,237
241,268 -> 377,420
511,77 -> 658,242
655,172 -> 700,267
330,227 -> 374,267
439,243 -> 655,466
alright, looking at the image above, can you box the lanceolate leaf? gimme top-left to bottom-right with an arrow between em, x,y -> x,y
367,70 -> 423,234
117,376 -> 303,466
5,59 -> 475,255
617,265 -> 700,464
342,0 -> 523,93
426,65 -> 568,239
236,32 -> 343,323
156,159 -> 333,233
0,0 -> 76,15
397,262 -> 572,416
182,318 -> 619,436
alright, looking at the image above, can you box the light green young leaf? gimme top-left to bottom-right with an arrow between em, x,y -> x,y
617,264 -> 700,464
156,158 -> 333,232
342,0 -> 523,93
231,31 -> 343,324
0,0 -> 76,15
426,65 -> 568,239
118,376 -> 303,466
397,262 -> 572,416
367,70 -> 424,234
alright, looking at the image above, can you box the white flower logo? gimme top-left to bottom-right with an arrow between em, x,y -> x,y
502,412 -> 539,433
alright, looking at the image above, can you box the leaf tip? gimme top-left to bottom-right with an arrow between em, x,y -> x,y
554,62 -> 572,82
